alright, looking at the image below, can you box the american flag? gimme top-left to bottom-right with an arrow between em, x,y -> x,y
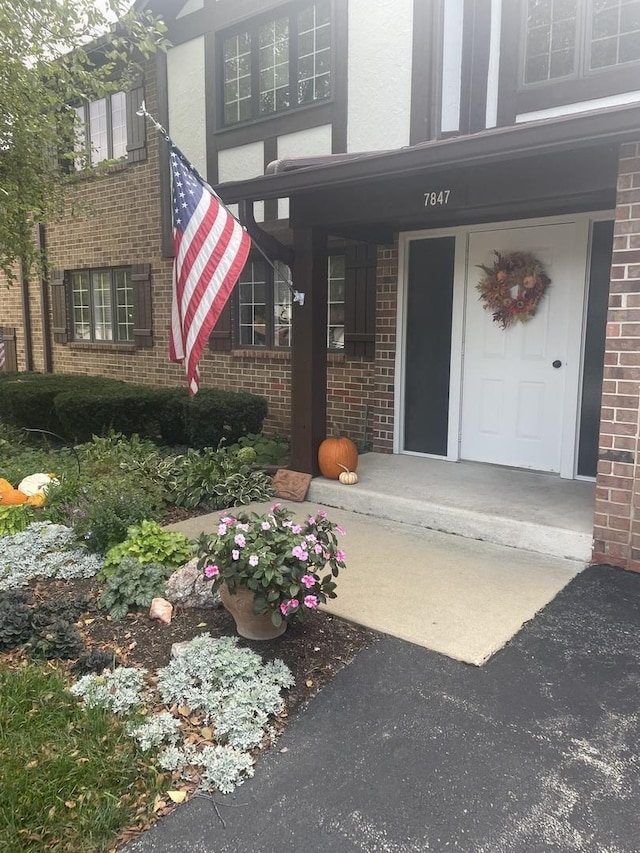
169,147 -> 251,395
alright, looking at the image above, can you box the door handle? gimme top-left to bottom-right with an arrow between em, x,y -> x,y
552,360 -> 562,368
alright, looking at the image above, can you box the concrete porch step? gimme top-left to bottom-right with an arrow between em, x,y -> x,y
306,454 -> 594,563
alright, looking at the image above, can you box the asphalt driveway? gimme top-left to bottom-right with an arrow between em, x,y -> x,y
126,564 -> 640,852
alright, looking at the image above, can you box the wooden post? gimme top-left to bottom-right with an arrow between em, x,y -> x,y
290,226 -> 328,475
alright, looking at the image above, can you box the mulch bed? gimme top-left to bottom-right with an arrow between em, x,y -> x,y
25,574 -> 378,719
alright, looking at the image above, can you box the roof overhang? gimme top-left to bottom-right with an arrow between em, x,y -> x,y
215,103 -> 640,205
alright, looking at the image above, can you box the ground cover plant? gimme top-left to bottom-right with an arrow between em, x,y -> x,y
0,424 -> 377,851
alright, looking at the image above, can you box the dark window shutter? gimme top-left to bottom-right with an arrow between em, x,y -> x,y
126,81 -> 147,163
50,269 -> 69,344
344,243 -> 377,359
0,327 -> 18,371
209,300 -> 233,352
132,264 -> 153,348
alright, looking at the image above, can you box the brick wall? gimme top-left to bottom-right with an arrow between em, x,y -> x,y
593,141 -> 640,572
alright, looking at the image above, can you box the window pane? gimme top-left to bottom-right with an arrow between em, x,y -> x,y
524,0 -> 577,83
89,98 -> 108,165
71,272 -> 91,340
327,255 -> 345,349
115,269 -> 133,342
297,2 -> 332,105
223,32 -> 252,125
110,91 -> 127,159
273,264 -> 292,347
259,17 -> 290,115
238,261 -> 268,346
92,270 -> 113,341
590,0 -> 640,68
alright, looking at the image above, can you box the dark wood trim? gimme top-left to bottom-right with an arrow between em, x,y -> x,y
290,226 -> 328,475
205,28 -> 219,186
459,0 -> 491,134
156,50 -> 173,258
410,0 -> 440,144
214,100 -> 338,150
331,0 -> 348,152
263,138 -> 279,221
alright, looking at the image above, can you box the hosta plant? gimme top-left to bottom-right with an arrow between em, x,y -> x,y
99,555 -> 170,621
100,520 -> 194,580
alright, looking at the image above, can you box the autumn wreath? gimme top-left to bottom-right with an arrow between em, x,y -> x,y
476,251 -> 551,329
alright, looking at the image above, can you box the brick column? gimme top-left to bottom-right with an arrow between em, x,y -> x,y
593,141 -> 640,572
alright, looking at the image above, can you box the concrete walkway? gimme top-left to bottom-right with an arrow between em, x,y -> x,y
166,502 -> 582,665
126,564 -> 640,853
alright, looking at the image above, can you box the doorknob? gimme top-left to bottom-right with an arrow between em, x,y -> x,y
552,360 -> 562,368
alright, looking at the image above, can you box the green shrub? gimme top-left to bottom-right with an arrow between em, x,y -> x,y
54,386 -> 165,443
76,432 -> 161,478
158,388 -> 268,449
99,555 -> 169,621
0,373 -> 121,437
71,474 -> 165,553
101,520 -> 194,580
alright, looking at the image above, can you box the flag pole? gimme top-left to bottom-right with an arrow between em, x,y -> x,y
137,101 -> 304,306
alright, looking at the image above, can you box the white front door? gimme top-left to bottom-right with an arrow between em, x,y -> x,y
460,222 -> 586,473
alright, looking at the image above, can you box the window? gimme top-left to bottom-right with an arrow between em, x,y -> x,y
236,255 -> 346,350
221,0 -> 332,126
523,0 -> 640,85
70,268 -> 134,343
75,92 -> 128,166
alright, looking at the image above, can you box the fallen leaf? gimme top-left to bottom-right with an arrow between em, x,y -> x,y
305,679 -> 314,687
167,790 -> 187,803
177,705 -> 191,717
64,801 -> 76,809
84,618 -> 95,625
197,622 -> 207,627
280,747 -> 289,753
25,760 -> 38,769
200,727 -> 213,741
153,796 -> 166,812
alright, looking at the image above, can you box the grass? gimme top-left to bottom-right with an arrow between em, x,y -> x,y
0,662 -> 162,853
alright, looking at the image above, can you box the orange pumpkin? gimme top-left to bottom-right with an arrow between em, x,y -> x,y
318,435 -> 359,480
0,478 -> 13,494
0,488 -> 28,505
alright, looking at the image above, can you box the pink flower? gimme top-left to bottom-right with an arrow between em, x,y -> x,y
235,523 -> 249,532
221,516 -> 234,524
304,595 -> 319,609
336,525 -> 346,536
292,524 -> 302,534
288,599 -> 299,610
292,545 -> 308,561
280,602 -> 289,615
336,549 -> 346,562
232,549 -> 240,561
248,554 -> 259,567
217,523 -> 227,536
317,510 -> 327,518
305,534 -> 317,544
204,564 -> 219,578
234,533 -> 246,547
301,574 -> 316,589
314,543 -> 323,555
270,502 -> 282,511
307,516 -> 316,526
261,521 -> 271,530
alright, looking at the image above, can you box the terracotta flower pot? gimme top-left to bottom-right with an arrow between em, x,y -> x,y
219,584 -> 287,641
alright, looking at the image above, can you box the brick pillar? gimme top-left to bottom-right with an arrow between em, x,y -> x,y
372,243 -> 398,453
593,141 -> 640,572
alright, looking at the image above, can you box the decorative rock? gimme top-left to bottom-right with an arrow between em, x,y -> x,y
170,641 -> 191,659
149,597 -> 173,624
165,559 -> 221,609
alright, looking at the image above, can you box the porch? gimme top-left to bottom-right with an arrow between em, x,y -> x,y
307,453 -> 595,563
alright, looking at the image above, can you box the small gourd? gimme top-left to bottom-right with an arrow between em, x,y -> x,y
26,493 -> 46,508
0,478 -> 13,494
0,488 -> 28,505
338,464 -> 359,485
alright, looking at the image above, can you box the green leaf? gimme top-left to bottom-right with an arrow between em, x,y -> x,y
271,610 -> 283,627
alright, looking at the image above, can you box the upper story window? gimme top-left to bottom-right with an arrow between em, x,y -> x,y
75,92 -> 128,167
70,267 -> 133,343
524,0 -> 640,85
221,0 -> 332,127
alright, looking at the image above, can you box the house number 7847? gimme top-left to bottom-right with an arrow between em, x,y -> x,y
424,190 -> 451,206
